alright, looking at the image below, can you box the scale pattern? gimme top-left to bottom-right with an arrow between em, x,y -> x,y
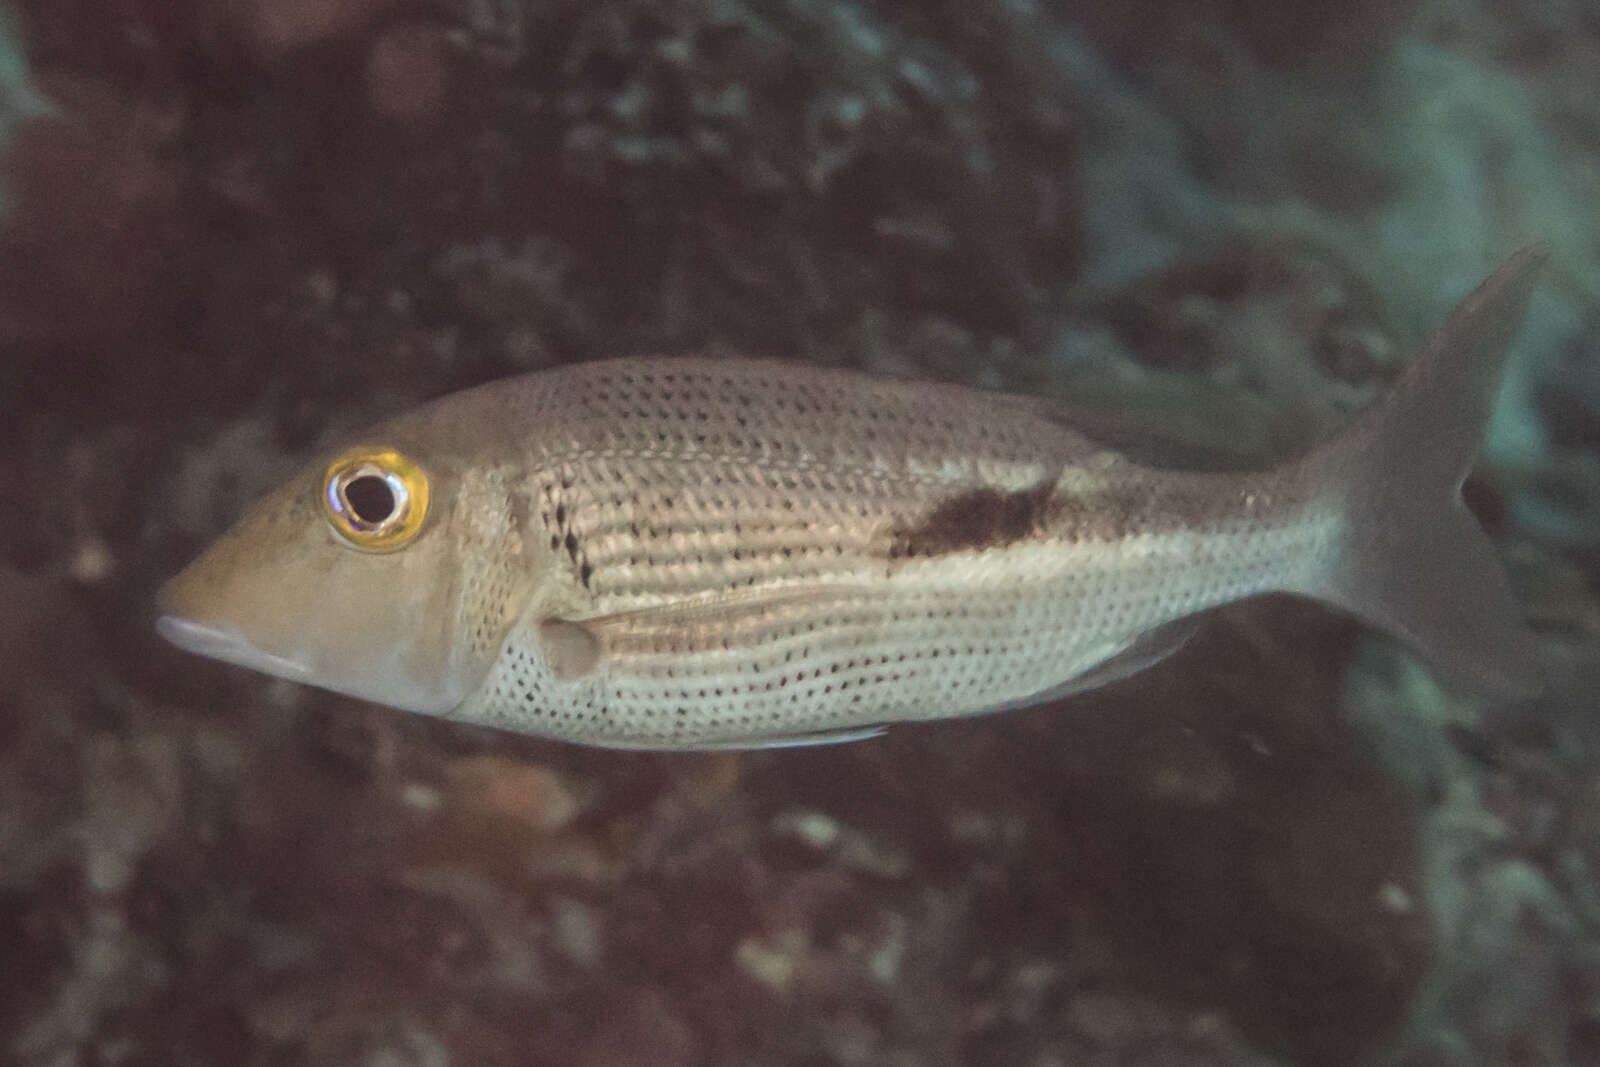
446,357 -> 1341,747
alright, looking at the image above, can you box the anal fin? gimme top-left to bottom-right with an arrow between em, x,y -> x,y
687,724 -> 888,750
1061,617 -> 1199,695
981,618 -> 1200,715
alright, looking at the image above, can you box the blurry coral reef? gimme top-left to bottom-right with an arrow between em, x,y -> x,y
2,0 -> 1598,1064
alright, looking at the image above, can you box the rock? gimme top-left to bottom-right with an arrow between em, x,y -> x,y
442,756 -> 579,834
366,24 -> 453,122
578,989 -> 698,1067
229,0 -> 398,53
0,79 -> 178,344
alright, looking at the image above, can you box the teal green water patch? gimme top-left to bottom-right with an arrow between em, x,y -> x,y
0,2 -> 50,218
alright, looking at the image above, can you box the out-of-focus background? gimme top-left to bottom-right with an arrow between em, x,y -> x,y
2,1 -> 1597,1064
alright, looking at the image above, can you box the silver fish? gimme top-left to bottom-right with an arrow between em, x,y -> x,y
158,250 -> 1545,749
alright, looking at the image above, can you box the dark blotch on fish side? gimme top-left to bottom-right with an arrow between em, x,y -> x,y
891,484 -> 1057,559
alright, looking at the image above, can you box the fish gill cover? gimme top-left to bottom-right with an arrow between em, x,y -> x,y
1,1 -> 1598,1065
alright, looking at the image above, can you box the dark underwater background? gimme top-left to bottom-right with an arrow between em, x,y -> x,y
2,1 -> 1598,1064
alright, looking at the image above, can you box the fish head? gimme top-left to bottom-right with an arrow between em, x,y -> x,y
158,442 -> 513,713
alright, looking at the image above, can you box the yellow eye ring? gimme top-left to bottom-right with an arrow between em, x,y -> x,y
319,447 -> 430,552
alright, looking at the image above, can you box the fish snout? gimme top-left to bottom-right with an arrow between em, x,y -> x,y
155,559 -> 315,681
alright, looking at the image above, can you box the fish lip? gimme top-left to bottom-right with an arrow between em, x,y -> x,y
155,614 -> 313,681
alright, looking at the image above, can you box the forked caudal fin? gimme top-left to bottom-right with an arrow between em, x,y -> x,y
1300,247 -> 1546,698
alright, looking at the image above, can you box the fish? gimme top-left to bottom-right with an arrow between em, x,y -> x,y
157,249 -> 1546,749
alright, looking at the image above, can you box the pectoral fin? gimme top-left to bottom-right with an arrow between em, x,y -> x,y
557,586 -> 878,656
533,586 -> 873,681
536,618 -> 602,681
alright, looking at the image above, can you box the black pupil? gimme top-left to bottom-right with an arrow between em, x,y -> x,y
344,474 -> 396,525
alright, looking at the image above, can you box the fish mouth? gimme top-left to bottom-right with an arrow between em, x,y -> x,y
155,614 -> 313,681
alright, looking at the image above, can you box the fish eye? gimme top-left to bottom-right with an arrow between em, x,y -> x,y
319,447 -> 429,552
343,474 -> 396,524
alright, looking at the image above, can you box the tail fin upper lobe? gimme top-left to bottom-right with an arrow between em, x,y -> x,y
1302,248 -> 1545,698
